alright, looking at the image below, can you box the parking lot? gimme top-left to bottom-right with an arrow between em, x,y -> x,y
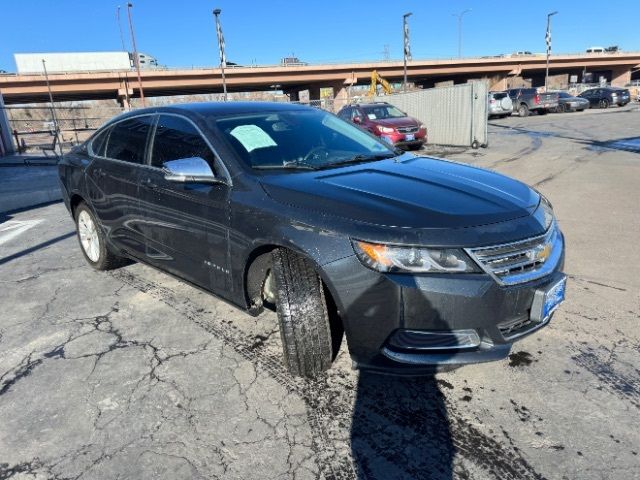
1,105 -> 639,479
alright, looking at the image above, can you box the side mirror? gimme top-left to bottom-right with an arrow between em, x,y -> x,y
353,116 -> 362,124
162,157 -> 223,184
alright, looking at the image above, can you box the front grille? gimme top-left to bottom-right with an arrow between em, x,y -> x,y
466,224 -> 561,286
397,126 -> 419,134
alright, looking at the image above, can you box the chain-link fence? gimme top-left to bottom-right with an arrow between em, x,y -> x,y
5,104 -> 123,154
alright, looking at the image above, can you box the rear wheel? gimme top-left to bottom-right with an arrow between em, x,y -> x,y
599,99 -> 610,109
563,103 -> 572,113
272,248 -> 334,378
75,203 -> 127,270
518,104 -> 529,117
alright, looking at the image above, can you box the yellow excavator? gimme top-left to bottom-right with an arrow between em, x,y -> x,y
367,70 -> 393,97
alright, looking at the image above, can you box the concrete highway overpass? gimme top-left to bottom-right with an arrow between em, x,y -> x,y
1,52 -> 639,107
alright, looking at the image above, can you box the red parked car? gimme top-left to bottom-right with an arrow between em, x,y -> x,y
337,102 -> 427,150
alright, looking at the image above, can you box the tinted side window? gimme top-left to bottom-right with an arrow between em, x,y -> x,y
105,116 -> 154,164
150,115 -> 218,173
90,128 -> 110,157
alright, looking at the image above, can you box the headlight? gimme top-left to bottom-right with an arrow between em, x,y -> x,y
539,195 -> 555,230
352,240 -> 480,273
376,125 -> 395,134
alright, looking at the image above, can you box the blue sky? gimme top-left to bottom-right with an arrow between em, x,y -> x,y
1,0 -> 637,72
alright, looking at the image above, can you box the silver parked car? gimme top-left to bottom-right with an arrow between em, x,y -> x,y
488,91 -> 513,118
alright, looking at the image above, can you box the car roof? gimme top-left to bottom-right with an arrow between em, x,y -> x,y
112,101 -> 314,122
345,102 -> 392,108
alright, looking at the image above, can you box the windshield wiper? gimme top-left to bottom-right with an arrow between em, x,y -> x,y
321,153 -> 396,169
252,163 -> 317,170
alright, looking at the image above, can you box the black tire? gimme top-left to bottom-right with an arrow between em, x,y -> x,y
271,248 -> 333,378
599,99 -> 610,109
75,203 -> 128,271
538,109 -> 548,115
471,140 -> 480,149
563,103 -> 572,113
518,104 -> 529,117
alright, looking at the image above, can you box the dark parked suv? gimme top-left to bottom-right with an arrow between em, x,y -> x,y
337,102 -> 427,149
59,102 -> 566,377
578,87 -> 631,108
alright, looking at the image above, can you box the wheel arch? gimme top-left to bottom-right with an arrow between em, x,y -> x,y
242,242 -> 345,357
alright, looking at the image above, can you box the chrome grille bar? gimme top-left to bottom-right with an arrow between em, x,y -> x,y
466,223 -> 562,286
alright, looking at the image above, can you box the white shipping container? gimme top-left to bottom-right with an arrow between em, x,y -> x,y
14,52 -> 132,74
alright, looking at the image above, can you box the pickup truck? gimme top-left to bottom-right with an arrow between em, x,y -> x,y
507,88 -> 559,117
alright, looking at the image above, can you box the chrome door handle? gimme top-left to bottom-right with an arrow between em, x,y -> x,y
142,178 -> 158,189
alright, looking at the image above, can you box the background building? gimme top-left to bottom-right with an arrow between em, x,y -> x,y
13,51 -> 159,74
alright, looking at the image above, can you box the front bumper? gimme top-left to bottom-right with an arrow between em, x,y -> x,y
321,232 -> 565,374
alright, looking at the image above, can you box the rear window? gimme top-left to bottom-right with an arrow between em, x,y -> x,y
361,105 -> 406,120
491,92 -> 508,99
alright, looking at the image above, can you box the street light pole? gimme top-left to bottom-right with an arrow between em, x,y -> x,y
452,9 -> 472,58
403,12 -> 412,92
545,11 -> 558,92
212,8 -> 228,101
126,3 -> 145,107
42,60 -> 63,156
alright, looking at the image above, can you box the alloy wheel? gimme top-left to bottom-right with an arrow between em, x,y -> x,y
78,210 -> 100,262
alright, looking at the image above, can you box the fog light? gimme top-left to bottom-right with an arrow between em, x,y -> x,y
387,329 -> 481,351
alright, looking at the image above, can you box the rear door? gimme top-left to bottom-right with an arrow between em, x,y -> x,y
137,113 -> 232,294
85,115 -> 154,257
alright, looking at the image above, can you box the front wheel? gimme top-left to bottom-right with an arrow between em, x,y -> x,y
272,248 -> 334,378
75,203 -> 127,270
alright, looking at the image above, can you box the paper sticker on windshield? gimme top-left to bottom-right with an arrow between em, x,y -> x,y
229,125 -> 277,152
367,114 -> 377,120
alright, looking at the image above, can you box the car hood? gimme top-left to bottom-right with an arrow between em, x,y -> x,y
260,155 -> 539,229
371,117 -> 420,128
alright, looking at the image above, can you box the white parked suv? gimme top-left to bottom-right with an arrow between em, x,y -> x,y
488,91 -> 513,118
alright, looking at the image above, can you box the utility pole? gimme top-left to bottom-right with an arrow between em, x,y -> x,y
403,12 -> 412,92
212,8 -> 228,101
127,3 -> 145,107
42,60 -> 63,157
545,11 -> 558,92
116,6 -> 130,110
452,9 -> 472,58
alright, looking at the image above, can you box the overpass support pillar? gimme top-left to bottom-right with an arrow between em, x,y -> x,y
0,91 -> 15,156
611,67 -> 631,87
117,88 -> 133,110
488,74 -> 508,91
329,82 -> 349,111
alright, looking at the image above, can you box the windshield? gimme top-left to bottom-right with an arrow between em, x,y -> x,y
361,104 -> 406,120
212,108 -> 394,170
558,92 -> 571,98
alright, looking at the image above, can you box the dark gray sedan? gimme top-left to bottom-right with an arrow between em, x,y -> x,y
58,102 -> 566,377
555,92 -> 590,112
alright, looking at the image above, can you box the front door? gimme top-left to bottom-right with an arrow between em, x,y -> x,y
137,114 -> 232,294
85,115 -> 154,257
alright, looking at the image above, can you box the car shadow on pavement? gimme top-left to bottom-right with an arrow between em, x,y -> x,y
0,231 -> 75,266
351,372 -> 453,479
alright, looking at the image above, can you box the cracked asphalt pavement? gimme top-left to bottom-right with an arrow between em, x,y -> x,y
1,106 -> 639,479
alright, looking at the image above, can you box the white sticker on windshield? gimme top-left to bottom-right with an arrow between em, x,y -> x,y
367,114 -> 377,120
229,125 -> 277,153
